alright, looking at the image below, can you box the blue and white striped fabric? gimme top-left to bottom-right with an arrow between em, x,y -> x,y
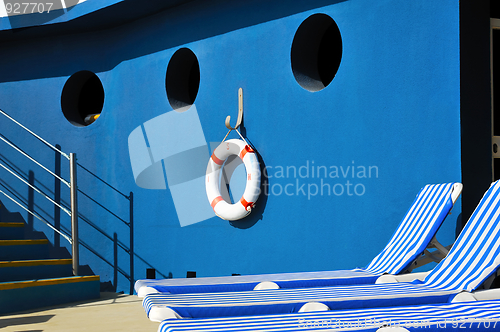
136,183 -> 458,296
364,182 -> 456,275
143,282 -> 457,319
142,181 -> 500,320
158,300 -> 500,332
424,180 -> 500,291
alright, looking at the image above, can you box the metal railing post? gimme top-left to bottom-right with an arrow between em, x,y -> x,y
70,153 -> 79,276
129,191 -> 134,295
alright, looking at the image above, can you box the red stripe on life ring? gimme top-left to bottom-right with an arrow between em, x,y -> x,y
240,197 -> 254,211
239,145 -> 254,160
211,153 -> 224,165
211,196 -> 224,209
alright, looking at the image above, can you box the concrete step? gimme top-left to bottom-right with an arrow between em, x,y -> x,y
0,275 -> 101,314
0,239 -> 50,260
0,222 -> 24,240
0,258 -> 73,282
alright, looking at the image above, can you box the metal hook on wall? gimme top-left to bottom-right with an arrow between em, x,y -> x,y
225,88 -> 243,130
222,88 -> 247,143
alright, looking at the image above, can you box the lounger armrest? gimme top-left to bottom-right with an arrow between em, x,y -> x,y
451,183 -> 463,205
471,289 -> 500,301
137,286 -> 161,297
451,289 -> 500,303
375,272 -> 429,284
148,306 -> 182,321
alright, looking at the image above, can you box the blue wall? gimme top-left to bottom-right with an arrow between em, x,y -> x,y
0,0 -> 461,293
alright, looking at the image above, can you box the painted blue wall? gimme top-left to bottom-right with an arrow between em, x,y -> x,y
0,0 -> 461,293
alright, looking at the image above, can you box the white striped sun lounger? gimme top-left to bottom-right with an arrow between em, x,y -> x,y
137,183 -> 461,297
142,181 -> 500,321
158,299 -> 500,332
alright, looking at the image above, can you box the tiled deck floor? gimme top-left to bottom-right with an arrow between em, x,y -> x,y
0,292 -> 159,332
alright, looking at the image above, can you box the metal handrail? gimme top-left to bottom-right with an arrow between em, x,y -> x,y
0,133 -> 70,187
0,108 -> 134,293
0,109 -> 79,274
75,164 -> 134,294
78,189 -> 129,226
77,162 -> 130,199
0,161 -> 71,216
0,188 -> 73,244
0,110 -> 70,160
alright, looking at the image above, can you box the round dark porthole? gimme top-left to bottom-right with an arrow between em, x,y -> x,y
166,48 -> 200,112
291,13 -> 343,92
61,71 -> 104,127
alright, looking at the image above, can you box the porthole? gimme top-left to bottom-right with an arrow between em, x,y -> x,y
61,71 -> 104,127
291,14 -> 342,92
166,48 -> 200,112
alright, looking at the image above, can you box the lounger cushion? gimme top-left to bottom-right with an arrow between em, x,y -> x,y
143,281 -> 457,319
136,270 -> 380,295
158,299 -> 500,332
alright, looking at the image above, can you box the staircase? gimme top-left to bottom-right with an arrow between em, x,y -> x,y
0,205 -> 100,314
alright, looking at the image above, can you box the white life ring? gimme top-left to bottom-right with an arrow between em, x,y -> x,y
206,139 -> 261,220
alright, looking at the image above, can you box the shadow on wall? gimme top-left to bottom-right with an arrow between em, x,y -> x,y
0,135 -> 169,293
229,148 -> 269,230
0,176 -> 168,293
0,0 -> 349,83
